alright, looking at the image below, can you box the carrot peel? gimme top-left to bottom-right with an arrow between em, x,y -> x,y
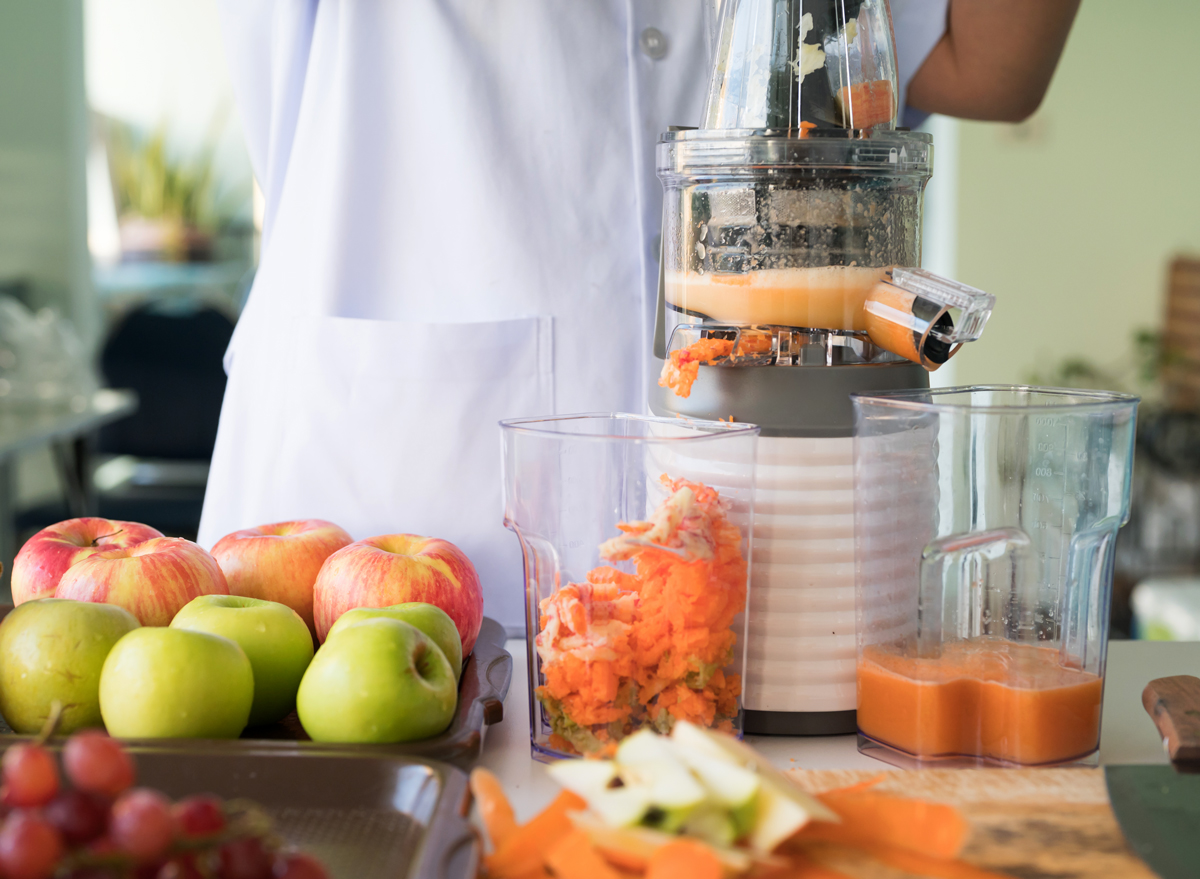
545,828 -> 625,879
645,839 -> 722,879
485,790 -> 588,878
798,790 -> 969,860
471,767 -> 518,851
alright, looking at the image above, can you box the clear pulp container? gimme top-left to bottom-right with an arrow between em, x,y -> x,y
500,414 -> 758,759
852,387 -> 1139,767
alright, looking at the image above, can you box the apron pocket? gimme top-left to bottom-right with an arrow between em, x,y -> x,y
203,313 -> 553,629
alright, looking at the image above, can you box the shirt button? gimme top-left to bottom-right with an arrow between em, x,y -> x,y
640,27 -> 668,60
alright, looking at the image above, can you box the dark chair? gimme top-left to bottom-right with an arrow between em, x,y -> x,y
91,300 -> 234,539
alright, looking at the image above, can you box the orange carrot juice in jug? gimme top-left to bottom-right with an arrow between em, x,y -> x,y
857,639 -> 1104,766
852,387 -> 1139,768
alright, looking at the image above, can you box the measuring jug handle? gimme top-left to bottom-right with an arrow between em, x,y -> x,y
917,527 -> 1032,658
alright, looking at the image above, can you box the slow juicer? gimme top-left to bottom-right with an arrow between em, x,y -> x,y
649,0 -> 992,734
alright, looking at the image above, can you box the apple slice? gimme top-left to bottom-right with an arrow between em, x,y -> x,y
588,787 -> 655,828
673,742 -> 760,838
671,721 -> 838,852
681,803 -> 738,848
615,731 -> 707,832
547,759 -> 619,798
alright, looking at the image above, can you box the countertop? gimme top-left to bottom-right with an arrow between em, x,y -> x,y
478,638 -> 1200,819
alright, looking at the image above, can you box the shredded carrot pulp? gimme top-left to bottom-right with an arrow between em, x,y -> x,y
535,478 -> 747,754
658,339 -> 735,398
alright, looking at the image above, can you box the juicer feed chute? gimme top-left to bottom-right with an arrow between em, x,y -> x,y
650,0 -> 994,734
704,0 -> 900,132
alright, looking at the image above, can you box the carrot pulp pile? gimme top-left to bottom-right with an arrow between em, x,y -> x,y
659,332 -> 776,399
858,640 -> 1104,765
535,478 -> 746,755
472,768 -> 1019,879
659,339 -> 735,399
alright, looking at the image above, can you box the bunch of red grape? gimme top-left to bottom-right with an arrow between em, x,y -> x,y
0,732 -> 329,879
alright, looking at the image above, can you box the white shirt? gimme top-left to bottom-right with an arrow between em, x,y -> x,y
201,0 -> 949,631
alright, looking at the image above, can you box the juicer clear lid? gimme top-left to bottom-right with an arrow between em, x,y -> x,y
657,127 -> 931,177
703,0 -> 900,133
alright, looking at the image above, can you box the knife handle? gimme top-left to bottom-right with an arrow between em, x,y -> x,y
1142,675 -> 1200,764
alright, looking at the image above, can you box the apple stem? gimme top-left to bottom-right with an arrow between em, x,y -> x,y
34,700 -> 63,744
91,529 -> 124,546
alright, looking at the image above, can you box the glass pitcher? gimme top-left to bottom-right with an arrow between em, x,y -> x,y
852,386 -> 1138,767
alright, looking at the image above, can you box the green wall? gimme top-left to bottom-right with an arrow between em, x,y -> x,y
0,0 -> 96,346
952,0 -> 1200,386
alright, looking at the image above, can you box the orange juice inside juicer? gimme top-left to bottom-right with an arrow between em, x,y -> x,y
852,388 -> 1139,767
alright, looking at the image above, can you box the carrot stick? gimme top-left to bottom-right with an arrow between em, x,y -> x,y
786,850 -> 857,879
484,790 -> 588,879
857,843 -> 1018,879
798,790 -> 969,860
545,828 -> 624,879
646,839 -> 723,879
471,768 -> 519,851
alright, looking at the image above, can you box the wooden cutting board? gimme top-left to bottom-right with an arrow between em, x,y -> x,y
784,768 -> 1156,879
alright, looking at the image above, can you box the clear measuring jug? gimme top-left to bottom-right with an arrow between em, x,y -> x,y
851,387 -> 1138,767
500,414 -> 759,760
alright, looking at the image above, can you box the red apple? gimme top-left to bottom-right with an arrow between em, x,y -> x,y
210,519 -> 352,636
313,535 -> 483,653
11,518 -> 164,605
55,538 -> 229,627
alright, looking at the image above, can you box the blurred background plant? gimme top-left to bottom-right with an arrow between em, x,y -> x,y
102,109 -> 244,263
1027,328 -> 1173,405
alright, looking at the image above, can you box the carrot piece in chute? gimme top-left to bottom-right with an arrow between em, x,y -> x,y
837,80 -> 894,130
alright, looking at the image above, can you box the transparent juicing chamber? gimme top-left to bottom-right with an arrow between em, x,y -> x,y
500,414 -> 759,759
852,387 -> 1139,767
658,130 -> 932,366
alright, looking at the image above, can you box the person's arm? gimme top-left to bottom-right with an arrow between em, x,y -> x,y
906,1 -> 1082,122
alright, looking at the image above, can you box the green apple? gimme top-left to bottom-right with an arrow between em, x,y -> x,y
324,602 -> 463,682
0,599 -> 140,734
99,627 -> 254,739
171,595 -> 314,726
296,618 -> 456,744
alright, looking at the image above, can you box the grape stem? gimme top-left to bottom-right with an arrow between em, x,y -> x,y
34,700 -> 63,744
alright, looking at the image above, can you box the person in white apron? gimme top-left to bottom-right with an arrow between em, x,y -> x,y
200,1 -> 1080,632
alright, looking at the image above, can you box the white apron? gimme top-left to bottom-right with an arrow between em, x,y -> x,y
201,0 -> 948,631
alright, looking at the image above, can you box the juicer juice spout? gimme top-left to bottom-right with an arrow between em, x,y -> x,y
863,268 -> 995,370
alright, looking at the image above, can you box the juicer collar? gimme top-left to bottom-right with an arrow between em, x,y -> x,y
658,128 -> 931,177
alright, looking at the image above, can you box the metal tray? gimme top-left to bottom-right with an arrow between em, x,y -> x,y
0,611 -> 512,769
124,747 -> 475,879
